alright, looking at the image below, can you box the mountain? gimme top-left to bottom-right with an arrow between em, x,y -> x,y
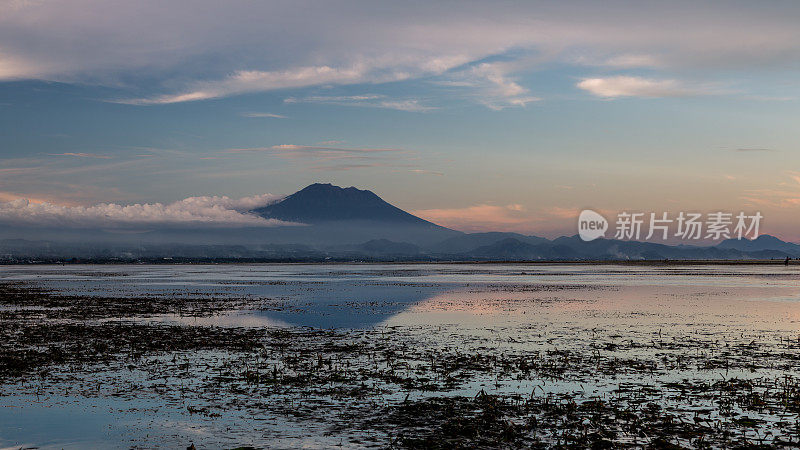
466,238 -> 579,260
449,234 -> 793,261
717,234 -> 800,256
253,183 -> 438,226
250,183 -> 460,246
428,232 -> 549,254
357,239 -> 420,255
325,239 -> 423,260
546,235 -> 789,260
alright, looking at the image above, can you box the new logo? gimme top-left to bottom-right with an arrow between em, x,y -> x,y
578,209 -> 608,242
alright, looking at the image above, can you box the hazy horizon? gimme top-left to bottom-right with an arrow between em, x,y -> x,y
0,182 -> 792,248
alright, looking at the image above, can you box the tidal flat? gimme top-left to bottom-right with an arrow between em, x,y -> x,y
2,264 -> 800,448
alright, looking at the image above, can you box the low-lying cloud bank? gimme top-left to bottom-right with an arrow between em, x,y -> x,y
0,194 -> 293,229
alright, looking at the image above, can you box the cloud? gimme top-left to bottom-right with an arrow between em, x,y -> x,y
470,62 -> 540,109
734,148 -> 776,152
285,95 -> 383,103
543,206 -> 579,219
739,172 -> 800,209
5,2 -> 800,107
285,94 -> 436,112
227,144 -> 405,159
740,95 -> 796,102
241,112 -> 287,119
0,167 -> 40,175
409,169 -> 444,176
49,152 -> 112,159
224,143 -> 432,173
374,99 -> 436,112
601,54 -> 663,69
223,144 -> 443,174
444,62 -> 540,110
0,190 -> 52,204
741,193 -> 800,210
413,203 -> 586,233
0,0 -> 800,112
572,53 -> 663,69
0,193 -> 293,229
413,204 -> 533,232
120,65 -> 373,104
311,162 -> 391,171
121,59 -> 459,105
577,76 -> 701,98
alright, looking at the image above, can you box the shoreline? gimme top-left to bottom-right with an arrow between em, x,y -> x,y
0,258 -> 798,266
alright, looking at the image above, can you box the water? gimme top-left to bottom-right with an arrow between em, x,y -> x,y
4,263 -> 800,329
2,263 -> 800,448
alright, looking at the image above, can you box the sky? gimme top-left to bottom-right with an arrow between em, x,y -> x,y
1,0 -> 800,240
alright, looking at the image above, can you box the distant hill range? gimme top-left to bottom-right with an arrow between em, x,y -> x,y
717,234 -> 800,254
1,183 -> 798,262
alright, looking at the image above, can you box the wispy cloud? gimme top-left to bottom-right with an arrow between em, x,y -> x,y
311,162 -> 393,171
443,62 -> 541,110
572,53 -> 663,69
740,172 -> 800,209
470,62 -> 540,110
0,154 -> 191,205
285,94 -> 383,104
740,95 -> 797,102
734,148 -> 777,153
226,144 -> 406,159
226,143 -> 411,172
224,143 -> 443,174
374,99 -> 437,112
741,193 -> 800,209
409,169 -> 444,176
577,76 -> 704,98
120,65 -> 374,104
240,112 -> 287,119
121,58 -> 460,105
49,152 -> 112,159
285,95 -> 436,112
0,167 -> 40,175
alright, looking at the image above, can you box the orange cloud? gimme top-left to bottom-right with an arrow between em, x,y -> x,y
413,204 -> 535,232
741,172 -> 800,209
0,191 -> 51,204
543,206 -> 579,219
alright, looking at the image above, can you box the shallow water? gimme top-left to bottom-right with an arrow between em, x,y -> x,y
3,263 -> 800,329
2,263 -> 800,448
